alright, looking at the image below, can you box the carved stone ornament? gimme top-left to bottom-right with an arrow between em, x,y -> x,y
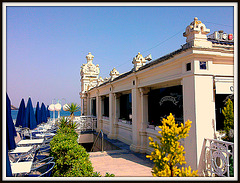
110,67 -> 120,80
183,17 -> 210,38
87,80 -> 97,90
132,52 -> 147,71
80,52 -> 100,77
97,76 -> 104,86
183,17 -> 212,48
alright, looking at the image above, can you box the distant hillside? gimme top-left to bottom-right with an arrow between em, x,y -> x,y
11,105 -> 18,110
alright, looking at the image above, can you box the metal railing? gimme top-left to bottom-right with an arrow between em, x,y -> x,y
204,138 -> 234,177
74,116 -> 97,132
91,129 -> 104,152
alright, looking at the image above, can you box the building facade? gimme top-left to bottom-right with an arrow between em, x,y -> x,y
79,18 -> 234,175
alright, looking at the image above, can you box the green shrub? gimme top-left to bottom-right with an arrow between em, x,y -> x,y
57,116 -> 78,130
50,126 -> 94,177
50,123 -> 115,177
222,98 -> 234,142
92,172 -> 115,177
229,156 -> 234,177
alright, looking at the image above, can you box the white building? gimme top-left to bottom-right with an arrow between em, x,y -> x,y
79,17 -> 234,175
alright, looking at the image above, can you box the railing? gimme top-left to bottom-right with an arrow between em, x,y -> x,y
74,116 -> 97,132
204,138 -> 234,177
90,129 -> 104,152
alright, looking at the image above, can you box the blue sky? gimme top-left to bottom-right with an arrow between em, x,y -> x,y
5,4 -> 235,107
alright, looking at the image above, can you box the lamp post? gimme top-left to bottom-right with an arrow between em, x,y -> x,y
62,98 -> 69,111
55,100 -> 62,119
48,99 -> 56,124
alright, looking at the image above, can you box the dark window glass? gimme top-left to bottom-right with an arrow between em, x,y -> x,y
82,99 -> 84,115
103,97 -> 109,117
148,85 -> 183,126
91,98 -> 96,117
186,63 -> 191,71
120,93 -> 132,121
200,61 -> 207,70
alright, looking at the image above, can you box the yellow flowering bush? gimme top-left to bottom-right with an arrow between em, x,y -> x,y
146,113 -> 198,177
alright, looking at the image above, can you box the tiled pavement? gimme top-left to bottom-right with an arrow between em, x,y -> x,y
89,150 -> 153,177
89,134 -> 154,177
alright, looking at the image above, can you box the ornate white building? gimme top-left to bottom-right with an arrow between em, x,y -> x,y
80,52 -> 100,115
79,18 -> 234,175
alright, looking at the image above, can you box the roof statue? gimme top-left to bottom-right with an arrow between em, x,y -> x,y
80,52 -> 100,77
183,17 -> 212,48
132,52 -> 147,71
97,76 -> 104,86
86,52 -> 94,63
110,67 -> 120,81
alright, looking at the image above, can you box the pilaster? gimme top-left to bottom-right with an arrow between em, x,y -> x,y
139,87 -> 150,153
130,85 -> 142,152
87,94 -> 90,116
108,90 -> 117,139
96,91 -> 101,132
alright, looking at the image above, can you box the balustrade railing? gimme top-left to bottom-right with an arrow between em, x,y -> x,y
204,138 -> 234,177
74,116 -> 97,132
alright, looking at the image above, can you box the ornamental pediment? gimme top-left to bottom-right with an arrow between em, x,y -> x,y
81,63 -> 100,76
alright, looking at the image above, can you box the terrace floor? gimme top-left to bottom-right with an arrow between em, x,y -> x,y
89,149 -> 153,177
89,136 -> 154,177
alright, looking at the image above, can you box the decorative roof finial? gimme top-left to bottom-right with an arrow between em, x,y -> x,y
183,17 -> 212,48
132,52 -> 147,71
86,52 -> 94,63
110,67 -> 120,80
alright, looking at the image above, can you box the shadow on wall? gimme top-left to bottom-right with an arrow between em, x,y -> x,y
198,139 -> 208,176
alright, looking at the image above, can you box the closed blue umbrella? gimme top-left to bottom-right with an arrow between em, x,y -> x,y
6,93 -> 17,150
15,98 -> 25,127
35,102 -> 41,125
6,143 -> 13,177
24,97 -> 37,130
6,93 -> 16,177
40,103 -> 47,123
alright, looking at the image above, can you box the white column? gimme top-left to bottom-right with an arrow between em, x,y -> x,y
139,87 -> 150,153
108,92 -> 117,139
80,93 -> 87,116
130,87 -> 141,152
183,75 -> 215,175
96,95 -> 102,132
87,94 -> 90,116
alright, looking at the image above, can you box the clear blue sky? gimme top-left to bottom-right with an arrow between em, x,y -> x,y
6,4 -> 234,107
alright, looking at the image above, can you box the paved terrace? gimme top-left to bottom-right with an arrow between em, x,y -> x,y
89,135 -> 154,177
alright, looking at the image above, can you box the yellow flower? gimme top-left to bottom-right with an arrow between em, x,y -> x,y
149,137 -> 153,141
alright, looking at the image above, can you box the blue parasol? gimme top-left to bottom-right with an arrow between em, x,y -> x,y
6,93 -> 17,150
6,143 -> 13,177
35,102 -> 41,125
40,103 -> 47,123
24,97 -> 37,130
15,98 -> 25,127
6,93 -> 17,177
